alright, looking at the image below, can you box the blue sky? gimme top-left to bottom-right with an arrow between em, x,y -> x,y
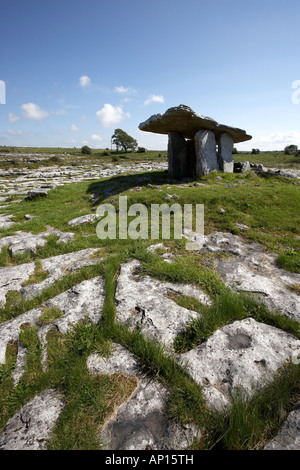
1,0 -> 300,151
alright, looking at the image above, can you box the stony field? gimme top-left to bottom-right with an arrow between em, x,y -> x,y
0,150 -> 299,450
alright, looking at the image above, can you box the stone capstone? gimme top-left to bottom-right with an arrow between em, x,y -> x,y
139,104 -> 252,143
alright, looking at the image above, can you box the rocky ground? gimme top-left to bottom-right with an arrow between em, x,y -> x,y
0,154 -> 299,451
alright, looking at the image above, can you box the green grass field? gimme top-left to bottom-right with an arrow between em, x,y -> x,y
0,147 -> 299,450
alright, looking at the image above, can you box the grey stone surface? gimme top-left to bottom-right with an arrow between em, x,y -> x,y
0,248 -> 102,305
194,130 -> 219,176
263,404 -> 300,450
21,248 -> 103,299
0,229 -> 74,257
0,276 -> 105,378
234,161 -> 251,173
179,318 -> 300,411
88,343 -> 200,450
0,307 -> 42,364
0,215 -> 15,229
0,389 -> 64,450
139,104 -> 252,143
217,133 -> 234,173
201,231 -> 300,321
25,189 -> 48,199
68,214 -> 100,226
167,132 -> 188,179
0,262 -> 35,305
139,104 -> 252,142
115,260 -> 210,350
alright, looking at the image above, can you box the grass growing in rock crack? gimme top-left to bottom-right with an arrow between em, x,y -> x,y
201,361 -> 300,450
0,260 -> 105,323
277,249 -> 300,274
173,289 -> 300,353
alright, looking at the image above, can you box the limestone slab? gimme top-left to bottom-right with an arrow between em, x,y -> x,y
0,229 -> 74,257
167,131 -> 188,179
115,260 -> 210,349
179,318 -> 300,411
194,129 -> 219,176
217,133 -> 234,173
88,343 -> 200,450
263,404 -> 300,450
0,389 -> 64,450
139,104 -> 252,143
0,248 -> 102,305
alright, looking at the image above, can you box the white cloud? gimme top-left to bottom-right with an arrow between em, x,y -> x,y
115,86 -> 129,94
114,85 -> 137,95
8,112 -> 20,123
6,129 -> 23,136
144,94 -> 165,106
79,75 -> 91,88
21,102 -> 49,120
237,130 -> 300,151
96,103 -> 130,128
91,134 -> 103,142
70,124 -> 79,131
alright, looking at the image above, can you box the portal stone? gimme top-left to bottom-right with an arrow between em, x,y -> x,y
186,139 -> 197,177
194,130 -> 219,176
217,133 -> 234,173
168,131 -> 188,179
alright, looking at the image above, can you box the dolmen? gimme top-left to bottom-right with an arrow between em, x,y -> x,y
139,104 -> 252,179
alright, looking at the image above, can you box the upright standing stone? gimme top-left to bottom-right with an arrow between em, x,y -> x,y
168,132 -> 188,179
217,133 -> 234,173
186,139 -> 197,177
194,130 -> 219,176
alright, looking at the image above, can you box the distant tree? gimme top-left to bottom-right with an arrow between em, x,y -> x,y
138,146 -> 146,153
111,129 -> 137,153
232,147 -> 238,154
284,144 -> 298,155
81,145 -> 92,155
251,148 -> 260,155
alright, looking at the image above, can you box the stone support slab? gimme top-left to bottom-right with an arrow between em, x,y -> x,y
167,131 -> 188,179
217,133 -> 234,173
194,130 -> 219,176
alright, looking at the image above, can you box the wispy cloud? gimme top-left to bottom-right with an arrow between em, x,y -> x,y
114,85 -> 137,95
6,129 -> 23,136
96,103 -> 130,128
70,124 -> 79,131
51,109 -> 68,116
238,130 -> 300,151
115,86 -> 130,94
8,112 -> 20,123
144,94 -> 165,106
